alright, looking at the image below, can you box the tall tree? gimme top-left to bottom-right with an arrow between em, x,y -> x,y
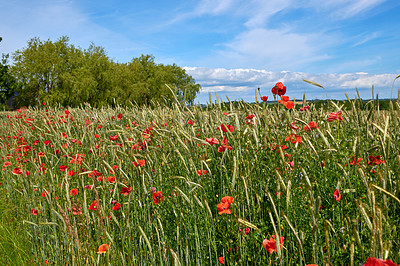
0,38 -> 18,108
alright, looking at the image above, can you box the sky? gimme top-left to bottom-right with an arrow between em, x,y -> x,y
1,0 -> 400,103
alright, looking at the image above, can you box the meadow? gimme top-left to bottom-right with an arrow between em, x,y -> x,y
0,83 -> 399,265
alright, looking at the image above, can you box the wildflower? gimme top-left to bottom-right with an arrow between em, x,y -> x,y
72,206 -> 82,215
67,170 -> 75,177
303,121 -> 318,131
262,235 -> 284,254
187,120 -> 195,125
117,113 -> 123,120
97,244 -> 109,254
70,188 -> 79,196
320,160 -> 325,169
367,155 -> 385,165
196,170 -> 207,176
218,124 -> 234,133
327,111 -> 343,122
110,135 -> 119,141
31,208 -> 41,215
107,176 -> 116,183
245,114 -> 255,120
132,159 -> 145,167
89,200 -> 99,210
120,186 -> 132,196
271,82 -> 286,96
364,257 -> 398,266
289,122 -> 299,131
261,96 -> 268,102
84,185 -> 93,190
153,191 -> 164,204
112,203 -> 121,211
285,134 -> 302,144
333,188 -> 341,202
3,161 -> 11,167
346,156 -> 362,166
59,165 -> 68,172
44,140 -> 51,146
205,138 -> 219,145
218,256 -> 225,264
283,101 -> 294,109
12,168 -> 23,175
217,196 -> 233,215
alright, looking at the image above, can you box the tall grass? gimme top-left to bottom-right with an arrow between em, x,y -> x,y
0,92 -> 399,265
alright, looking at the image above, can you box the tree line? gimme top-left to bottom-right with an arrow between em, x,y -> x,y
0,36 -> 201,109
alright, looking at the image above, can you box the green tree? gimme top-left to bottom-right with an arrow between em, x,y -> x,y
0,38 -> 18,109
11,36 -> 201,107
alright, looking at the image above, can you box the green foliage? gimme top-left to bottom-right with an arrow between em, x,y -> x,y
10,36 -> 200,108
0,54 -> 18,107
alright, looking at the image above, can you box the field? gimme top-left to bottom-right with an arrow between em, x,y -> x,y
0,89 -> 399,265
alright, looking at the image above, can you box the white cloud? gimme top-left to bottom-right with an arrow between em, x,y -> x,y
352,32 -> 380,47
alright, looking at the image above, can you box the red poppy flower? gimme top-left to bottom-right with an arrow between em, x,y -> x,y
218,144 -> 233,153
262,235 -> 284,254
364,257 -> 398,266
3,161 -> 11,167
84,185 -> 93,190
70,188 -> 78,196
289,122 -> 299,131
110,135 -> 119,141
97,244 -> 109,254
12,168 -> 23,175
60,165 -> 68,172
205,138 -> 219,145
327,111 -> 343,122
303,121 -> 318,131
67,170 -> 75,177
120,186 -> 132,196
187,120 -> 195,125
245,114 -> 255,120
218,256 -> 225,264
272,82 -> 286,96
107,176 -> 116,183
333,188 -> 341,202
196,170 -> 207,176
217,196 -> 233,215
285,134 -> 302,144
44,140 -> 51,146
31,208 -> 41,215
95,134 -> 100,139
261,96 -> 268,102
283,101 -> 294,109
132,159 -> 145,168
89,200 -> 99,210
72,206 -> 82,215
346,156 -> 362,166
117,113 -> 123,120
218,124 -> 234,133
278,96 -> 289,103
367,155 -> 385,165
23,145 -> 31,152
153,191 -> 164,204
112,203 -> 121,211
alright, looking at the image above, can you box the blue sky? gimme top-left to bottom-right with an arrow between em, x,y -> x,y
1,0 -> 400,103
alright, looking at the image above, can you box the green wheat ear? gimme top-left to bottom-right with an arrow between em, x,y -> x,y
303,79 -> 328,99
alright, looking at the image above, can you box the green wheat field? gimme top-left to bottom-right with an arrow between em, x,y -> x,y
0,85 -> 399,265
